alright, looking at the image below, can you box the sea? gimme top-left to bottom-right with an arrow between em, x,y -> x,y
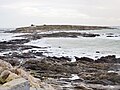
0,27 -> 120,61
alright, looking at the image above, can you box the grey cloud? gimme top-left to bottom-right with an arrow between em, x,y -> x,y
0,0 -> 120,28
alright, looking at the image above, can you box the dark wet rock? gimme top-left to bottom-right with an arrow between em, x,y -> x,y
0,44 -> 19,51
82,33 -> 100,37
96,51 -> 100,53
95,55 -> 120,63
40,32 -> 100,38
1,58 -> 20,66
22,58 -> 80,75
22,60 -> 42,70
0,39 -> 30,44
95,56 -> 98,58
0,44 -> 40,52
106,35 -> 114,37
2,52 -> 36,58
0,38 -> 41,53
75,57 -> 94,63
42,32 -> 79,38
115,35 -> 118,37
13,52 -> 36,58
47,56 -> 71,62
17,32 -> 100,40
55,56 -> 71,62
32,52 -> 43,56
58,46 -> 61,48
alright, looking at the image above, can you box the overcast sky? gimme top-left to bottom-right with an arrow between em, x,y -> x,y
0,0 -> 120,28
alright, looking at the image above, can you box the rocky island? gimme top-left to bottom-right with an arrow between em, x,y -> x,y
9,25 -> 115,33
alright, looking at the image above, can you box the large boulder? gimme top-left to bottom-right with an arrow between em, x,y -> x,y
0,70 -> 20,84
0,59 -> 41,88
0,59 -> 13,70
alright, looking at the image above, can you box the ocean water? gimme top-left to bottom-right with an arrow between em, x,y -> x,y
25,28 -> 120,59
0,28 -> 120,60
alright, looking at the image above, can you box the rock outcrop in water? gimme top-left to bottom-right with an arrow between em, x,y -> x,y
16,32 -> 100,41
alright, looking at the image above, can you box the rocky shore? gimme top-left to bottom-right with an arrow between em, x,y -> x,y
0,38 -> 120,89
0,26 -> 120,89
1,53 -> 120,89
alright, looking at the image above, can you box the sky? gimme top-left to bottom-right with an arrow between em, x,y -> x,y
0,0 -> 120,28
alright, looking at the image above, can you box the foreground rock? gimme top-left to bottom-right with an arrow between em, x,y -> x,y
0,78 -> 30,90
0,59 -> 55,90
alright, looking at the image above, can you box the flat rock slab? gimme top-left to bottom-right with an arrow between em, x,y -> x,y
0,78 -> 30,90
